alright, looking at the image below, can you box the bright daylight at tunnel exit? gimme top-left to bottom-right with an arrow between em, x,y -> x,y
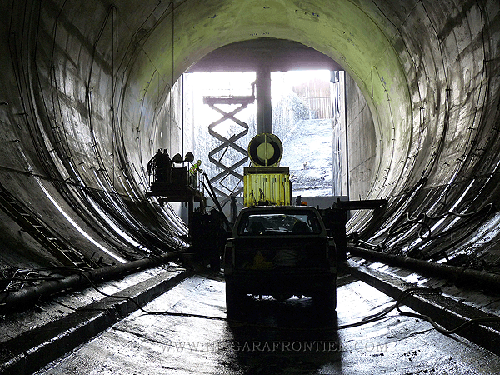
1,0 -> 500,374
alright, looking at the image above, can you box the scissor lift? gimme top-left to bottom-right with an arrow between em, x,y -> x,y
203,94 -> 255,199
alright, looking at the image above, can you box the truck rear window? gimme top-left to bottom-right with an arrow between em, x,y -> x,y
237,211 -> 322,235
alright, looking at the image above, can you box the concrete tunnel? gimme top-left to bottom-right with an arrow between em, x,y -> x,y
0,0 -> 499,279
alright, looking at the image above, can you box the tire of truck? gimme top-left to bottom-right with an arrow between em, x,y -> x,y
313,278 -> 337,315
225,279 -> 245,319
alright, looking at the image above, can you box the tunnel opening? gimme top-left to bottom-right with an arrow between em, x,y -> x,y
175,38 -> 373,223
180,68 -> 355,222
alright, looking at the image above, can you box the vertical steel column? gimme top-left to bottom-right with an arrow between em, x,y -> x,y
342,71 -> 349,199
256,66 -> 273,134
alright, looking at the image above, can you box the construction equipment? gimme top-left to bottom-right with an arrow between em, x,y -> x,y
243,133 -> 292,207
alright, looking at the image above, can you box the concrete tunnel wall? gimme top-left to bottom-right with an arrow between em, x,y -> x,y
0,0 -> 499,271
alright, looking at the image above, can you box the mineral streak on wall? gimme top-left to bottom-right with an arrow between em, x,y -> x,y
0,0 -> 499,271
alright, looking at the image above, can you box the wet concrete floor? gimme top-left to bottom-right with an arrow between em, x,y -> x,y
35,271 -> 500,374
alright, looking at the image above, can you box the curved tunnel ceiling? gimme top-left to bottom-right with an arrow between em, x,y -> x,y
0,0 -> 499,270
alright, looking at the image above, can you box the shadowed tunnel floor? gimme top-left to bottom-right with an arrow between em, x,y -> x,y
33,274 -> 500,374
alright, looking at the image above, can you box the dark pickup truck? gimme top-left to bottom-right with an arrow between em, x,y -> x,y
223,205 -> 337,317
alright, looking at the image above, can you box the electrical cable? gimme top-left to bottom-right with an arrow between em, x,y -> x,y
0,265 -> 89,295
375,203 -> 494,253
336,286 -> 441,330
57,272 -> 500,337
396,304 -> 500,336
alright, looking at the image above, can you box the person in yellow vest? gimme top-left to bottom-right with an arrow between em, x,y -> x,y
189,159 -> 202,175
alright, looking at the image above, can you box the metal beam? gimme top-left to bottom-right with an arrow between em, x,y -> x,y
256,66 -> 272,134
188,38 -> 343,73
